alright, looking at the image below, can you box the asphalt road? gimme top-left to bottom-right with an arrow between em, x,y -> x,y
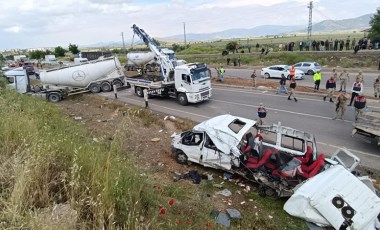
102,86 -> 380,170
212,68 -> 380,97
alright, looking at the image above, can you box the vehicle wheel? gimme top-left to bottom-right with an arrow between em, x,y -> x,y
47,92 -> 61,103
341,206 -> 355,219
175,150 -> 188,164
264,73 -> 270,79
332,196 -> 345,208
287,75 -> 290,80
307,70 -> 314,75
112,79 -> 123,89
258,185 -> 267,197
89,84 -> 101,93
177,93 -> 188,106
135,87 -> 144,97
101,82 -> 112,92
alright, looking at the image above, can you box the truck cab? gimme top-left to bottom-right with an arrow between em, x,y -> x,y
3,67 -> 29,93
174,63 -> 212,105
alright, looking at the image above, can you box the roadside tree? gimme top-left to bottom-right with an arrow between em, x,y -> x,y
29,50 -> 45,60
369,8 -> 380,41
68,43 -> 80,55
226,41 -> 238,53
55,46 -> 66,57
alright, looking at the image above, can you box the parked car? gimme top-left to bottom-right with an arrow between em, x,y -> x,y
261,65 -> 305,80
22,62 -> 35,75
294,62 -> 321,75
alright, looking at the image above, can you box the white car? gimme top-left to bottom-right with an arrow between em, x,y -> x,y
261,65 -> 305,80
293,62 -> 321,75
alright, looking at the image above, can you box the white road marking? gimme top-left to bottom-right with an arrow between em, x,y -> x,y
210,98 -> 353,122
316,141 -> 380,158
213,87 -> 380,109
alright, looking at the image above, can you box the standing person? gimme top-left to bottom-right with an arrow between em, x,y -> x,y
219,66 -> 225,83
257,103 -> 267,126
324,76 -> 336,103
233,57 -> 237,66
338,69 -> 350,92
332,67 -> 338,81
226,57 -> 230,66
355,70 -> 364,84
251,70 -> 257,87
237,56 -> 241,67
276,73 -> 288,95
374,75 -> 380,98
143,88 -> 149,108
348,79 -> 363,106
351,38 -> 356,50
289,65 -> 295,79
215,67 -> 221,81
332,92 -> 349,120
353,93 -> 366,121
288,77 -> 298,102
313,70 -> 322,92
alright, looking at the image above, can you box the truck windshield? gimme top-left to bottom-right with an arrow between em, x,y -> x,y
191,68 -> 210,82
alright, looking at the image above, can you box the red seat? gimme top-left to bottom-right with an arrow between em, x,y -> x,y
297,154 -> 325,178
296,146 -> 313,164
246,149 -> 273,169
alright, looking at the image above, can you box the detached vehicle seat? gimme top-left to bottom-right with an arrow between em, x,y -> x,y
246,149 -> 273,169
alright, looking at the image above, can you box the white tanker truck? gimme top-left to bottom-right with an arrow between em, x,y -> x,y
125,48 -> 186,72
3,56 -> 125,102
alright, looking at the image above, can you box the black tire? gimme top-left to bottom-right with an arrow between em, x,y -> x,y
307,70 -> 314,75
177,93 -> 188,106
48,92 -> 61,103
264,73 -> 270,79
341,206 -> 355,219
101,82 -> 112,92
89,84 -> 101,93
135,87 -> 144,97
175,151 -> 188,164
332,196 -> 345,208
258,185 -> 266,197
112,79 -> 123,89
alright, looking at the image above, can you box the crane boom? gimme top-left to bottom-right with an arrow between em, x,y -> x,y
131,24 -> 174,83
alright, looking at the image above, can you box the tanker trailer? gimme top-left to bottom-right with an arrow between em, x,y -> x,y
125,52 -> 157,71
36,57 -> 125,102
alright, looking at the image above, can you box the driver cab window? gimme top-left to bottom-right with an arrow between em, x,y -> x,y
204,134 -> 217,150
181,74 -> 191,83
182,132 -> 203,146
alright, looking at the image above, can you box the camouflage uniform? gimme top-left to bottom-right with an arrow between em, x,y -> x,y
251,70 -> 257,87
374,75 -> 380,98
332,93 -> 348,120
338,70 -> 350,92
332,68 -> 338,81
355,71 -> 364,84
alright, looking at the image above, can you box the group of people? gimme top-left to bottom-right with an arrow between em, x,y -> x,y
257,66 -> 380,124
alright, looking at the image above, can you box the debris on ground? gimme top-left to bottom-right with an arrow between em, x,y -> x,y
74,116 -> 82,120
211,208 -> 242,228
226,208 -> 241,219
173,170 -> 201,184
151,137 -> 161,142
216,212 -> 231,227
223,173 -> 233,180
216,189 -> 232,197
213,184 -> 223,189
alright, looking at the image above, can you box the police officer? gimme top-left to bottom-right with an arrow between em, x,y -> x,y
219,66 -> 225,83
348,79 -> 363,106
313,69 -> 322,92
324,76 -> 336,103
374,75 -> 380,98
353,93 -> 366,121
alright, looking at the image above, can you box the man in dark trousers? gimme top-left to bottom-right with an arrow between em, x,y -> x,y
324,76 -> 336,103
276,73 -> 288,94
288,77 -> 298,102
257,103 -> 267,126
354,93 -> 366,121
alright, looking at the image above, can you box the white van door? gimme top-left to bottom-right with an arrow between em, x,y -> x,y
180,131 -> 204,164
201,134 -> 232,170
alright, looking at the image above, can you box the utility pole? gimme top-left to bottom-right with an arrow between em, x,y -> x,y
121,32 -> 126,54
307,1 -> 313,41
183,22 -> 187,46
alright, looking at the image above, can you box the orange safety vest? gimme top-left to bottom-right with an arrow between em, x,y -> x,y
290,66 -> 295,76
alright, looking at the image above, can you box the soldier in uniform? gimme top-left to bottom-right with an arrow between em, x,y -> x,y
332,67 -> 338,81
251,70 -> 257,87
338,69 -> 350,92
324,76 -> 336,103
332,92 -> 349,120
355,70 -> 364,84
374,75 -> 380,98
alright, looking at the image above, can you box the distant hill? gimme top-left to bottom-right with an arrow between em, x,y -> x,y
295,14 -> 373,33
83,13 -> 373,47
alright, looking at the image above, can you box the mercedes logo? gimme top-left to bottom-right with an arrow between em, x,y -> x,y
72,70 -> 86,81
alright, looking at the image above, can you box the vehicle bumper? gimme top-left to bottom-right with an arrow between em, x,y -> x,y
187,89 -> 212,103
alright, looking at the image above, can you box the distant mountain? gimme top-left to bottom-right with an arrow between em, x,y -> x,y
83,13 -> 373,47
295,13 -> 373,33
164,25 -> 305,41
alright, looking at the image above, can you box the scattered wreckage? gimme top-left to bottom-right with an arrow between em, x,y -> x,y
171,114 -> 380,228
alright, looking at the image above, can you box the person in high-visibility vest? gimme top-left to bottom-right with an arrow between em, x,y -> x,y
219,66 -> 225,82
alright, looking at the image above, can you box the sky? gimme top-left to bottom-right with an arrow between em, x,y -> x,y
0,0 -> 378,50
